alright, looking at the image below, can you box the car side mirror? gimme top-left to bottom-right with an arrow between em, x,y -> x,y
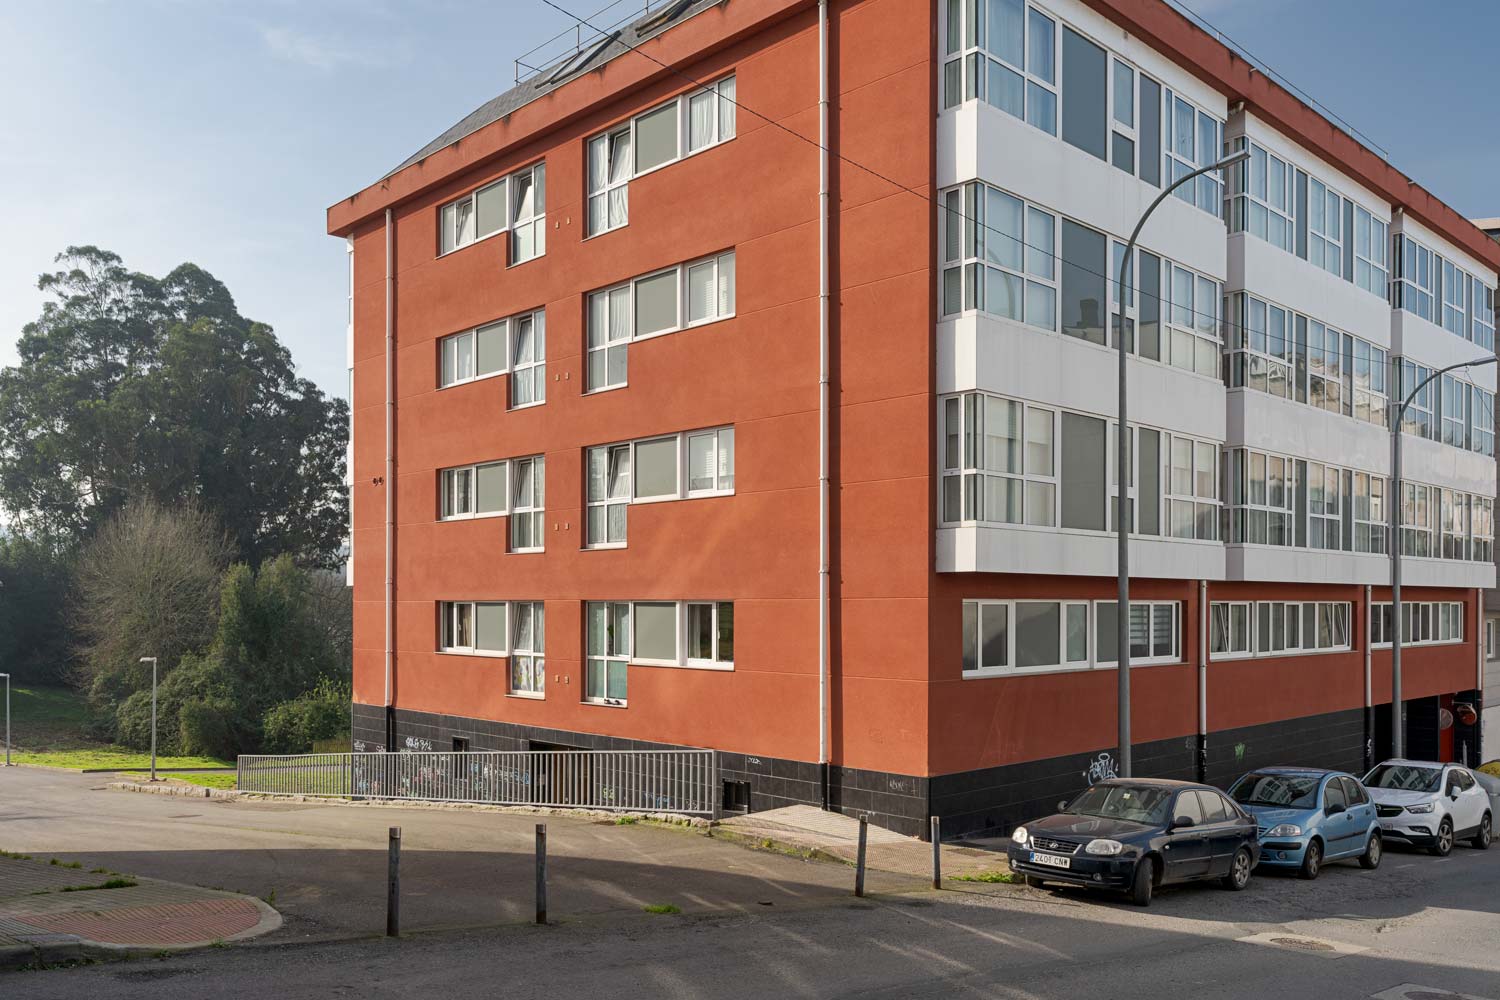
1326,803 -> 1345,816
1451,789 -> 1462,800
1058,800 -> 1069,812
1172,815 -> 1195,830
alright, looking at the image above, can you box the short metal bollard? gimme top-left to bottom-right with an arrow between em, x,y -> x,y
535,823 -> 548,925
854,815 -> 869,898
930,816 -> 942,889
386,826 -> 401,937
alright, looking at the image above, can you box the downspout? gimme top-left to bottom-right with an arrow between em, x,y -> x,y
384,208 -> 396,752
817,0 -> 831,809
1363,584 -> 1373,771
1197,580 -> 1207,782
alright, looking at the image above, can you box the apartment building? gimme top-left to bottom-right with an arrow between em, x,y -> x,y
329,0 -> 1500,837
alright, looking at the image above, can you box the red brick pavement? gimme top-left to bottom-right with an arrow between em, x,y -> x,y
12,898 -> 262,945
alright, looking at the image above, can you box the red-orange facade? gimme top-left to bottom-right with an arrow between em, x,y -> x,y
331,0 -> 1497,837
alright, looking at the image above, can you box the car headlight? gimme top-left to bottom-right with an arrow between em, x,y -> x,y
1085,839 -> 1124,856
1405,802 -> 1434,814
1266,824 -> 1303,838
1011,826 -> 1029,846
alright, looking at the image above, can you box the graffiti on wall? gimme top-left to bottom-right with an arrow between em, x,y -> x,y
1082,752 -> 1118,784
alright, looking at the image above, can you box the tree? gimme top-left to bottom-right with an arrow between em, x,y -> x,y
73,499 -> 231,727
114,555 -> 345,757
0,246 -> 348,569
0,534 -> 75,684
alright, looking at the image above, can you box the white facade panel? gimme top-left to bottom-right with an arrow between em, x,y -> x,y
1229,232 -> 1392,347
941,313 -> 1226,441
937,525 -> 1225,580
1225,547 -> 1493,589
1391,305 -> 1499,394
1399,433 -> 1497,499
1225,388 -> 1388,475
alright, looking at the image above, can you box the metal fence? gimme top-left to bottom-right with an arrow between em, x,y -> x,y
236,749 -> 718,817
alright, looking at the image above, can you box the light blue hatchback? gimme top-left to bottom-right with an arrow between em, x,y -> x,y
1226,768 -> 1382,879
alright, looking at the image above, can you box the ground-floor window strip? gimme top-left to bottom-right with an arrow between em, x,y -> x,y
1209,601 -> 1351,659
961,599 -> 1179,677
584,600 -> 736,706
1370,601 -> 1464,647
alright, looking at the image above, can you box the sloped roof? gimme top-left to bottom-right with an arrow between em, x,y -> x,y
389,0 -> 722,176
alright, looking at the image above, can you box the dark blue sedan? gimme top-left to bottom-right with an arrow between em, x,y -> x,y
1007,778 -> 1261,906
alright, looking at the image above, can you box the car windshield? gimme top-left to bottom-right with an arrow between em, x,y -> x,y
1064,784 -> 1173,825
1229,773 -> 1320,809
1363,764 -> 1441,792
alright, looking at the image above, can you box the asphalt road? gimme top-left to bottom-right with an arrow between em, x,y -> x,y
4,767 -> 1499,999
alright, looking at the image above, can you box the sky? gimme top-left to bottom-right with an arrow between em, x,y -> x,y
1,0 -> 1497,401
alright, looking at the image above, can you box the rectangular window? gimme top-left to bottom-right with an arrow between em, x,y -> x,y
940,393 -> 1054,526
508,311 -> 546,407
960,599 -> 1090,675
1060,411 -> 1105,530
1094,601 -> 1179,666
1472,275 -> 1497,352
508,162 -> 546,265
939,182 -> 1056,329
1060,27 -> 1107,161
440,309 -> 546,396
586,252 -> 736,391
438,161 -> 546,258
585,427 -> 735,548
1210,601 -> 1348,658
941,0 -> 1056,134
1371,601 -> 1464,647
1228,139 -> 1293,251
585,75 -> 736,237
438,600 -> 510,656
585,601 -> 630,705
1163,90 -> 1223,218
685,602 -> 734,665
510,456 -> 545,552
440,459 -> 509,520
1060,219 -> 1107,345
1393,236 -> 1437,323
510,601 -> 544,696
1353,205 -> 1389,299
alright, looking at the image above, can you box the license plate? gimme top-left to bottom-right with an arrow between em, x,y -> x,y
1030,851 -> 1071,869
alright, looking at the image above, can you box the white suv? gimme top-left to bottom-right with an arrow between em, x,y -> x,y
1362,759 -> 1492,856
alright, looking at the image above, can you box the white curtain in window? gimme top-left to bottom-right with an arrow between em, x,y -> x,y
608,287 -> 630,343
718,77 -> 736,139
718,253 -> 735,316
689,91 -> 716,151
687,260 -> 715,323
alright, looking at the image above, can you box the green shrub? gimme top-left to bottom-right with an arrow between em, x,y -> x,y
261,678 -> 350,754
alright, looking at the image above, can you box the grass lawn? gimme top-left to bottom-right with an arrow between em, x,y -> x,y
166,772 -> 237,789
12,748 -> 233,770
5,684 -> 100,751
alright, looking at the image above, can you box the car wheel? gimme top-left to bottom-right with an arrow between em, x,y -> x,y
1024,875 -> 1046,888
1473,813 -> 1492,851
1129,857 -> 1153,907
1430,818 -> 1454,857
1297,838 -> 1322,880
1359,831 -> 1382,870
1222,847 -> 1252,891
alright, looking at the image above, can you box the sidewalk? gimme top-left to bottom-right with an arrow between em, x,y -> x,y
0,855 -> 280,970
717,806 -> 1012,880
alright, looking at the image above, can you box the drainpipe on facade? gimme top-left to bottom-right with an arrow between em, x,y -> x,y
1364,584 -> 1373,771
384,208 -> 396,752
816,0 -> 831,810
1197,580 -> 1208,782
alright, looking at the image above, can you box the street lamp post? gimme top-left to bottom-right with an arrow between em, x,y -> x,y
1388,355 -> 1497,759
139,657 -> 158,781
1116,148 -> 1249,778
1,673 -> 10,767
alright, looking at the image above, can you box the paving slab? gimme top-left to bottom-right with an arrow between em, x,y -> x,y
718,805 -> 1010,880
0,855 -> 279,970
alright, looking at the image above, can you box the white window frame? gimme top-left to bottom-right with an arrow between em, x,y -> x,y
438,161 -> 547,259
510,601 -> 545,697
1306,175 -> 1345,277
941,393 -> 1056,528
1163,88 -> 1223,218
1164,433 -> 1219,541
960,598 -> 1091,677
1485,619 -> 1496,660
508,162 -> 546,266
510,456 -> 545,553
1094,600 -> 1181,668
1442,258 -> 1469,337
437,600 -> 510,657
1306,461 -> 1343,552
1394,236 -> 1436,324
585,601 -> 631,706
1352,471 -> 1388,555
940,182 -> 1059,328
1210,600 -> 1349,660
1371,601 -> 1464,648
439,459 -> 509,521
585,427 -> 736,548
508,310 -> 546,408
440,308 -> 546,396
585,443 -> 631,549
1208,601 -> 1253,659
1229,138 -> 1294,251
940,0 -> 1058,136
1354,205 -> 1389,299
584,74 -> 737,238
591,600 -> 736,674
684,601 -> 735,668
1471,275 -> 1496,351
1223,447 -> 1297,548
585,251 -> 737,393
